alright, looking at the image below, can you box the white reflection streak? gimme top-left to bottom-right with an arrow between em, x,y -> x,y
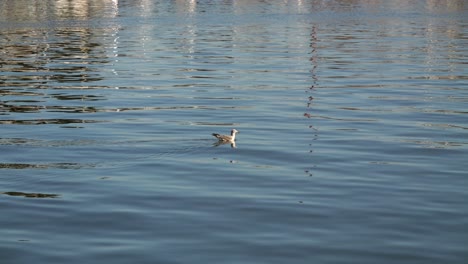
297,0 -> 304,10
188,0 -> 196,13
110,0 -> 120,77
111,0 -> 119,15
140,0 -> 153,17
111,33 -> 119,77
176,0 -> 197,56
185,25 -> 196,57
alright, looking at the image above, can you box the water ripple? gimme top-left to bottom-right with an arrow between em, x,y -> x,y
0,1 -> 467,263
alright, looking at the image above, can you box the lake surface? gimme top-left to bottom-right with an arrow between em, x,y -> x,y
1,0 -> 467,263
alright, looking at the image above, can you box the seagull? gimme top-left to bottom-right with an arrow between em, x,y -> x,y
212,129 -> 239,142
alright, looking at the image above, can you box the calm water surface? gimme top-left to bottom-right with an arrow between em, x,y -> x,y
1,0 -> 467,263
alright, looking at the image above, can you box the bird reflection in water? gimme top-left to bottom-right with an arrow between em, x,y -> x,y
213,140 -> 237,148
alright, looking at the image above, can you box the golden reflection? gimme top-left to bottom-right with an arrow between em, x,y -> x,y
0,0 -> 119,21
0,1 -> 120,118
55,0 -> 89,19
176,0 -> 197,14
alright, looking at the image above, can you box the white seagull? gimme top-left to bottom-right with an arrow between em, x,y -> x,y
212,129 -> 239,142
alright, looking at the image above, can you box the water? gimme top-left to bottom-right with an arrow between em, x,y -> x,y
1,0 -> 467,263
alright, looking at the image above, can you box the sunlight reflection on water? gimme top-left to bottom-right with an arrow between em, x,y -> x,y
1,0 -> 467,263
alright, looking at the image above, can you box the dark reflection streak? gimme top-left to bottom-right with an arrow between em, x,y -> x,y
0,90 -> 44,96
1,104 -> 249,115
0,138 -> 37,145
304,25 -> 319,178
0,163 -> 93,169
0,119 -> 101,125
2,192 -> 60,199
50,94 -> 105,101
308,115 -> 376,122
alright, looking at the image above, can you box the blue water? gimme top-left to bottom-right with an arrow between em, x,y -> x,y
1,0 -> 467,263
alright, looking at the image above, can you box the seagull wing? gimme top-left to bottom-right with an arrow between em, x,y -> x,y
212,133 -> 231,141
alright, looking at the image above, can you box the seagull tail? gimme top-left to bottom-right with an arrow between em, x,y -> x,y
212,133 -> 221,139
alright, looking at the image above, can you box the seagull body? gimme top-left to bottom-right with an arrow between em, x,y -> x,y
212,129 -> 239,142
